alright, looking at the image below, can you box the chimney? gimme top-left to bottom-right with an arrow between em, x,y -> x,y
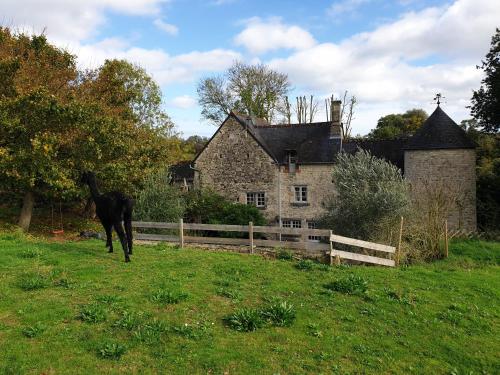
330,100 -> 342,139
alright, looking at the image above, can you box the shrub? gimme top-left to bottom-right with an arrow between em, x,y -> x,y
97,341 -> 126,360
225,308 -> 264,332
184,189 -> 266,231
261,300 -> 296,327
150,288 -> 188,305
324,275 -> 368,295
134,170 -> 185,222
320,150 -> 409,240
78,303 -> 107,323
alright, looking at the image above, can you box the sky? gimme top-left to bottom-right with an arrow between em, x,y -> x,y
1,0 -> 498,138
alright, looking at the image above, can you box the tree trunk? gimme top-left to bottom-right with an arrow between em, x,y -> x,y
18,191 -> 34,232
83,198 -> 96,219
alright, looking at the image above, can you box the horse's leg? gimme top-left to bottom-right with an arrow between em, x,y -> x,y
113,221 -> 130,262
124,204 -> 133,255
104,223 -> 113,253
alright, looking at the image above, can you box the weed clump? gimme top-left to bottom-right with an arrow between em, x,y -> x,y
261,300 -> 296,327
18,273 -> 48,291
216,287 -> 242,301
225,308 -> 263,332
97,341 -> 126,360
78,303 -> 107,323
324,274 -> 368,295
276,248 -> 294,260
21,322 -> 45,338
295,259 -> 315,271
150,288 -> 188,305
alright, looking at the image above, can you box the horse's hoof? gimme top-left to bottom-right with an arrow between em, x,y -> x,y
108,249 -> 113,253
125,258 -> 131,263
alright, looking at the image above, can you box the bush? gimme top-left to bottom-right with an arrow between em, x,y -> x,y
324,275 -> 368,295
276,248 -> 294,260
134,170 -> 185,222
184,189 -> 266,237
320,150 -> 409,240
295,259 -> 315,271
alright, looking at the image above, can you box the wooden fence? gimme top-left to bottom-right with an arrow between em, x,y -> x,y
132,219 -> 399,267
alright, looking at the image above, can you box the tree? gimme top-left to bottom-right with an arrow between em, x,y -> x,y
0,29 -> 180,231
320,150 -> 409,240
0,29 -> 79,230
197,61 -> 290,124
470,28 -> 500,133
367,109 -> 428,140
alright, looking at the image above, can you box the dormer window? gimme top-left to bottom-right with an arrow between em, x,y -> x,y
285,150 -> 297,173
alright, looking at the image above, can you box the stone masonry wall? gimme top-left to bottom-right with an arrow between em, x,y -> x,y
194,117 -> 279,222
279,164 -> 335,227
404,149 -> 476,231
194,117 -> 335,226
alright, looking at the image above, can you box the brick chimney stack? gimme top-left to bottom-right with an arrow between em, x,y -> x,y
330,100 -> 342,139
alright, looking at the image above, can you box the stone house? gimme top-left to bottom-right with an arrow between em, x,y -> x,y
191,102 -> 476,232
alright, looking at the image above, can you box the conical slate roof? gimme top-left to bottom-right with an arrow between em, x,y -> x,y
404,106 -> 475,150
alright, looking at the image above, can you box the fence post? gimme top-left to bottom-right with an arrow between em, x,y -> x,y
329,230 -> 333,266
179,218 -> 184,248
396,216 -> 404,266
444,219 -> 448,258
249,221 -> 254,254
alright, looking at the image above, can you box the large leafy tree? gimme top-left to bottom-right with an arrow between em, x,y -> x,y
0,29 -> 180,231
367,109 -> 428,140
197,61 -> 290,124
471,28 -> 500,133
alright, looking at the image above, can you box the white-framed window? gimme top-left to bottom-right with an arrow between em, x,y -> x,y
294,186 -> 308,203
285,150 -> 297,173
307,222 -> 320,242
282,219 -> 302,228
246,192 -> 266,208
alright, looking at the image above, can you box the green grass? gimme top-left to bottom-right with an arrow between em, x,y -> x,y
0,232 -> 499,374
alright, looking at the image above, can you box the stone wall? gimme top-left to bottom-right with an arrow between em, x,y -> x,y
194,117 -> 335,226
404,149 -> 476,231
278,164 -> 335,227
194,117 -> 280,222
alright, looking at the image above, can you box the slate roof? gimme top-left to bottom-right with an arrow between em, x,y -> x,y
170,160 -> 194,182
233,113 -> 341,164
195,106 -> 474,170
404,106 -> 475,150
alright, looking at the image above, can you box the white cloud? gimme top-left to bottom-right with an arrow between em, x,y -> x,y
268,0 -> 498,133
154,19 -> 178,35
72,39 -> 241,86
328,0 -> 371,18
234,17 -> 316,55
170,95 -> 197,109
0,0 -> 166,44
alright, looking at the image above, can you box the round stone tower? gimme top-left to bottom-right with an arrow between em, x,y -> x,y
404,105 -> 476,232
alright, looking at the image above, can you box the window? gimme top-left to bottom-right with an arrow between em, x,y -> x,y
246,192 -> 266,208
282,219 -> 302,228
307,222 -> 320,242
285,150 -> 297,173
294,186 -> 308,203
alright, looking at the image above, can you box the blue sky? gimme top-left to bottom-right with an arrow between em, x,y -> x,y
2,0 -> 498,137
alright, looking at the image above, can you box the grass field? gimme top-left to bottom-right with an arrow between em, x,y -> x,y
0,231 -> 499,374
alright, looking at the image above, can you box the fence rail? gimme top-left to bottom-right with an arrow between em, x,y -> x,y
132,220 -> 399,267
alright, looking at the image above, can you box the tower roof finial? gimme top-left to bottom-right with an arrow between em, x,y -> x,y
433,93 -> 445,106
